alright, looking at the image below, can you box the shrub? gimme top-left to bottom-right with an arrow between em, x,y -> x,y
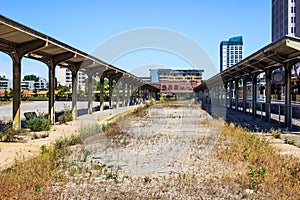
249,165 -> 267,189
217,123 -> 300,198
28,116 -> 50,132
0,121 -> 20,142
58,109 -> 73,124
79,123 -> 101,141
101,123 -> 109,132
63,109 -> 73,122
54,134 -> 81,150
271,129 -> 281,139
285,139 -> 295,145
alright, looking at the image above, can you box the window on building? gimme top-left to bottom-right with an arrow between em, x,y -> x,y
291,6 -> 296,13
174,85 -> 178,90
168,85 -> 172,90
162,85 -> 166,90
291,27 -> 296,33
292,17 -> 296,23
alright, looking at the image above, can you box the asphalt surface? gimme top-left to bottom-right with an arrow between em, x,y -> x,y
0,101 -> 104,122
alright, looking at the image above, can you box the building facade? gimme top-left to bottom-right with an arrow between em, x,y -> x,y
0,79 -> 47,90
0,80 -> 11,90
272,0 -> 300,42
220,36 -> 243,72
150,69 -> 203,83
57,67 -> 87,91
150,69 -> 204,98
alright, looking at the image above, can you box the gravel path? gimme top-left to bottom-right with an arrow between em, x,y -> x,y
48,103 -> 245,199
85,104 -> 217,175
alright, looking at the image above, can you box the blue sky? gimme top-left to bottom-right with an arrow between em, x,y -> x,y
0,0 -> 271,79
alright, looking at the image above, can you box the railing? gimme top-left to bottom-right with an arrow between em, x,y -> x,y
226,99 -> 300,130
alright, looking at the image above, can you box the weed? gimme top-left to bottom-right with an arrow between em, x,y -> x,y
54,134 -> 81,150
0,121 -> 20,142
40,145 -> 49,154
79,123 -> 101,141
271,129 -> 281,139
132,106 -> 147,117
28,116 -> 50,132
285,139 -> 295,145
249,166 -> 266,189
0,145 -> 65,199
144,176 -> 152,183
81,149 -> 90,162
58,108 -> 73,124
101,123 -> 109,132
217,123 -> 300,198
35,183 -> 41,193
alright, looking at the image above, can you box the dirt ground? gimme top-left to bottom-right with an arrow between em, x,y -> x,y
0,122 -> 79,170
1,101 -> 300,199
40,102 -> 300,199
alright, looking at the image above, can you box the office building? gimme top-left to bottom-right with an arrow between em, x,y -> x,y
0,80 -> 11,90
220,36 -> 243,72
150,69 -> 203,83
150,69 -> 203,98
272,0 -> 300,42
57,67 -> 87,91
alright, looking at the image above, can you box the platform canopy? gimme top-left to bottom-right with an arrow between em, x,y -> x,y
208,36 -> 300,84
0,14 -> 158,90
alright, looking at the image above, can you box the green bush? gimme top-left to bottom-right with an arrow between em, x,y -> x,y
63,109 -> 73,122
271,129 -> 281,139
285,139 -> 295,145
28,116 -> 51,132
54,134 -> 81,150
249,165 -> 266,189
58,109 -> 73,124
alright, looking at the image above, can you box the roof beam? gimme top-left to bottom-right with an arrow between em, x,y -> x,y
248,59 -> 269,70
0,37 -> 18,47
16,39 -> 47,58
0,44 -> 11,54
263,51 -> 286,64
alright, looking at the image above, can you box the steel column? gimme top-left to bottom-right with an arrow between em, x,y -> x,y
265,69 -> 271,121
100,77 -> 104,111
235,80 -> 239,111
243,76 -> 247,113
252,74 -> 258,117
87,74 -> 93,114
285,64 -> 292,127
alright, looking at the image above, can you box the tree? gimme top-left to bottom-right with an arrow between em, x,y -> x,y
84,77 -> 100,93
78,89 -> 85,97
0,75 -> 8,81
57,85 -> 70,97
23,74 -> 39,82
33,88 -> 38,97
4,89 -> 12,101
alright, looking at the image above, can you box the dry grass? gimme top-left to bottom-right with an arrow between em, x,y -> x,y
0,147 -> 62,199
1,102 -> 300,199
0,134 -> 82,199
217,123 -> 300,199
103,122 -> 132,147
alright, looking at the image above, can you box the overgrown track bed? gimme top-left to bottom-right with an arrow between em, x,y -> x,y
1,101 -> 300,199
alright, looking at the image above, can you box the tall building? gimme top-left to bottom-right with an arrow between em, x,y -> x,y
220,36 -> 243,72
57,67 -> 87,91
272,0 -> 300,42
